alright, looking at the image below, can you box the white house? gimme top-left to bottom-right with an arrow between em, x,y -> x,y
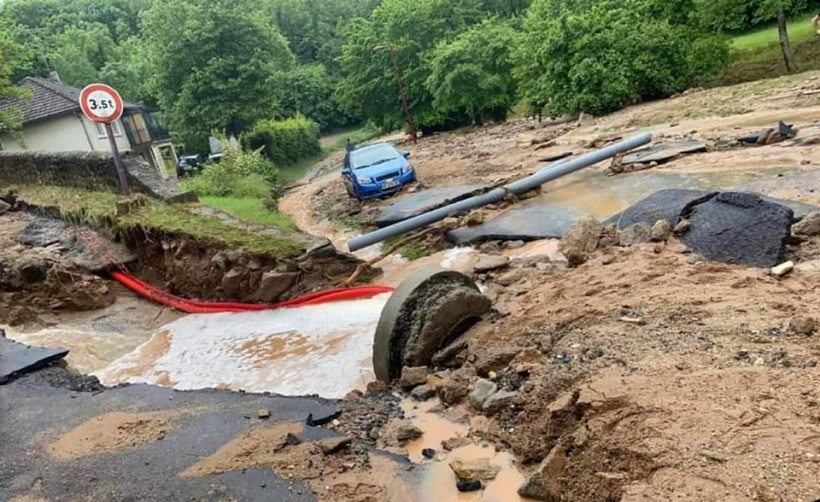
0,77 -> 177,173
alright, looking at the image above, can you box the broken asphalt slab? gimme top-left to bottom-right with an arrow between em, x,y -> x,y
619,139 -> 707,166
0,332 -> 68,384
447,199 -> 586,244
0,362 -> 413,501
375,184 -> 489,227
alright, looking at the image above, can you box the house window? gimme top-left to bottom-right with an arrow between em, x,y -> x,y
96,121 -> 122,138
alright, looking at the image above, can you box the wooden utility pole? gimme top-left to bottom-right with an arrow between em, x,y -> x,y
375,44 -> 417,143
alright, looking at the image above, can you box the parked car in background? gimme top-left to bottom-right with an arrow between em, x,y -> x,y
176,155 -> 201,177
342,143 -> 416,200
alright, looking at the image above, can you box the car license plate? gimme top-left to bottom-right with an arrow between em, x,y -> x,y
383,179 -> 399,188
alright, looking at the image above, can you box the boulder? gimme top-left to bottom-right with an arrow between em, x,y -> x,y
472,347 -> 519,376
792,211 -> 820,236
468,379 -> 498,410
788,315 -> 816,335
221,268 -> 244,297
410,384 -> 437,401
482,390 -> 518,415
651,219 -> 671,242
473,255 -> 510,273
438,367 -> 476,405
442,437 -> 472,451
619,223 -> 652,246
316,436 -> 352,454
558,215 -> 602,266
449,458 -> 502,482
400,366 -> 429,390
518,445 -> 568,500
380,418 -> 423,445
258,271 -> 299,302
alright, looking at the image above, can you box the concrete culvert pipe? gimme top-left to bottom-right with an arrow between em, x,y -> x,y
373,267 -> 491,383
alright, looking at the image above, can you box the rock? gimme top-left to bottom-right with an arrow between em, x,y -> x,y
384,447 -> 408,457
410,384 -> 437,401
400,366 -> 428,390
771,261 -> 794,277
0,199 -> 11,215
316,436 -> 352,454
222,269 -> 244,297
442,437 -> 472,451
381,418 -> 423,445
482,390 -> 518,415
788,315 -> 816,335
504,240 -> 526,250
674,219 -> 691,234
651,219 -> 671,241
257,408 -> 271,419
558,215 -> 602,266
456,480 -> 483,492
495,269 -> 528,287
518,445 -> 567,500
619,223 -> 653,246
468,379 -> 498,410
514,347 -> 543,365
449,458 -> 502,482
473,255 -> 510,273
258,271 -> 299,302
438,367 -> 475,405
601,254 -> 616,265
465,212 -> 484,226
792,211 -> 820,236
422,448 -> 436,459
366,380 -> 390,395
473,347 -> 519,376
285,433 -> 302,446
343,389 -> 363,401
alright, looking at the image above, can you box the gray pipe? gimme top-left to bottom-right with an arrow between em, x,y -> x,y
347,132 -> 651,252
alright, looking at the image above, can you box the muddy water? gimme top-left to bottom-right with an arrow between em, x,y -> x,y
401,399 -> 532,502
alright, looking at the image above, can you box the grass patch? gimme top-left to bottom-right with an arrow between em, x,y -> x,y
383,234 -> 428,261
10,185 -> 120,225
10,184 -> 304,259
120,202 -> 303,258
278,152 -> 329,183
199,196 -> 294,229
327,124 -> 381,150
732,13 -> 816,51
714,36 -> 820,87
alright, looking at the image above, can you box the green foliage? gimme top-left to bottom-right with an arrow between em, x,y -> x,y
516,0 -> 730,117
278,64 -> 352,131
696,0 -> 809,32
336,0 -> 485,132
181,144 -> 279,199
243,115 -> 321,167
142,0 -> 295,150
426,18 -> 520,124
0,29 -> 30,132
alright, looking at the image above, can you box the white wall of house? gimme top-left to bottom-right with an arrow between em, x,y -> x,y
0,113 -> 131,153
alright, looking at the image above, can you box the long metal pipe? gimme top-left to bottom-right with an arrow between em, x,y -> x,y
347,132 -> 652,252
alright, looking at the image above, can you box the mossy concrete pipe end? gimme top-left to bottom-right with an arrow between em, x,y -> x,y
373,267 -> 491,383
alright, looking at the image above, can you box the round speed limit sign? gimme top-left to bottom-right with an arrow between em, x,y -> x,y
79,83 -> 124,123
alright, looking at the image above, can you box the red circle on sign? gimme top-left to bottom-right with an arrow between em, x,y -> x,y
79,83 -> 124,123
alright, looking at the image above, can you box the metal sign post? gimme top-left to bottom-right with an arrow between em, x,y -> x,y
78,83 -> 130,195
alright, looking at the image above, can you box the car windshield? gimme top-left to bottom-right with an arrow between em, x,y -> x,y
179,157 -> 197,166
350,144 -> 398,169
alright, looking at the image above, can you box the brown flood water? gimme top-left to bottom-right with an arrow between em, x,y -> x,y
401,400 -> 534,502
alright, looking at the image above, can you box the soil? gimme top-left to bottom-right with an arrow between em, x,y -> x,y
48,411 -> 176,460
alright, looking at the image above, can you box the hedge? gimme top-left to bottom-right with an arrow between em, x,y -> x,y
243,115 -> 321,167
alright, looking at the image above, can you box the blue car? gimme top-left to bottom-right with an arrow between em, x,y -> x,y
342,143 -> 417,201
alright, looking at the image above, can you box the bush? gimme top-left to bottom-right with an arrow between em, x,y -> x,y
181,145 -> 278,198
243,115 -> 321,167
516,0 -> 730,117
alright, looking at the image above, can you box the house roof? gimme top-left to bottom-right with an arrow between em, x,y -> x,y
0,77 -> 141,126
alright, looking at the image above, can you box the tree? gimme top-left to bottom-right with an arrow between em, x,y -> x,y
516,0 -> 730,117
49,24 -> 115,87
760,0 -> 796,72
336,0 -> 485,132
142,0 -> 295,151
278,64 -> 352,131
0,30 -> 31,132
426,18 -> 519,124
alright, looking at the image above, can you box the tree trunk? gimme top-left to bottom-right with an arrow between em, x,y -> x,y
777,5 -> 796,72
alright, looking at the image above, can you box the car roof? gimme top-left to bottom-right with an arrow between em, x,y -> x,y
351,143 -> 397,155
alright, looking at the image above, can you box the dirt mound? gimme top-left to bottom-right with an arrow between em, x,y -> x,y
48,411 -> 175,460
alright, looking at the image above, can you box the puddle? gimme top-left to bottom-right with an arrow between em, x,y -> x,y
97,293 -> 391,398
401,399 -> 532,502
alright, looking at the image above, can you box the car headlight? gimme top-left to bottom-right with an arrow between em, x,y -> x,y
403,164 -> 414,173
358,177 -> 373,184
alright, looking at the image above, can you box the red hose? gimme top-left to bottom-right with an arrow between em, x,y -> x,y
109,271 -> 393,314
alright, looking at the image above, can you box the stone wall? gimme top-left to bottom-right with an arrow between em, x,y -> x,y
0,151 -> 195,202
